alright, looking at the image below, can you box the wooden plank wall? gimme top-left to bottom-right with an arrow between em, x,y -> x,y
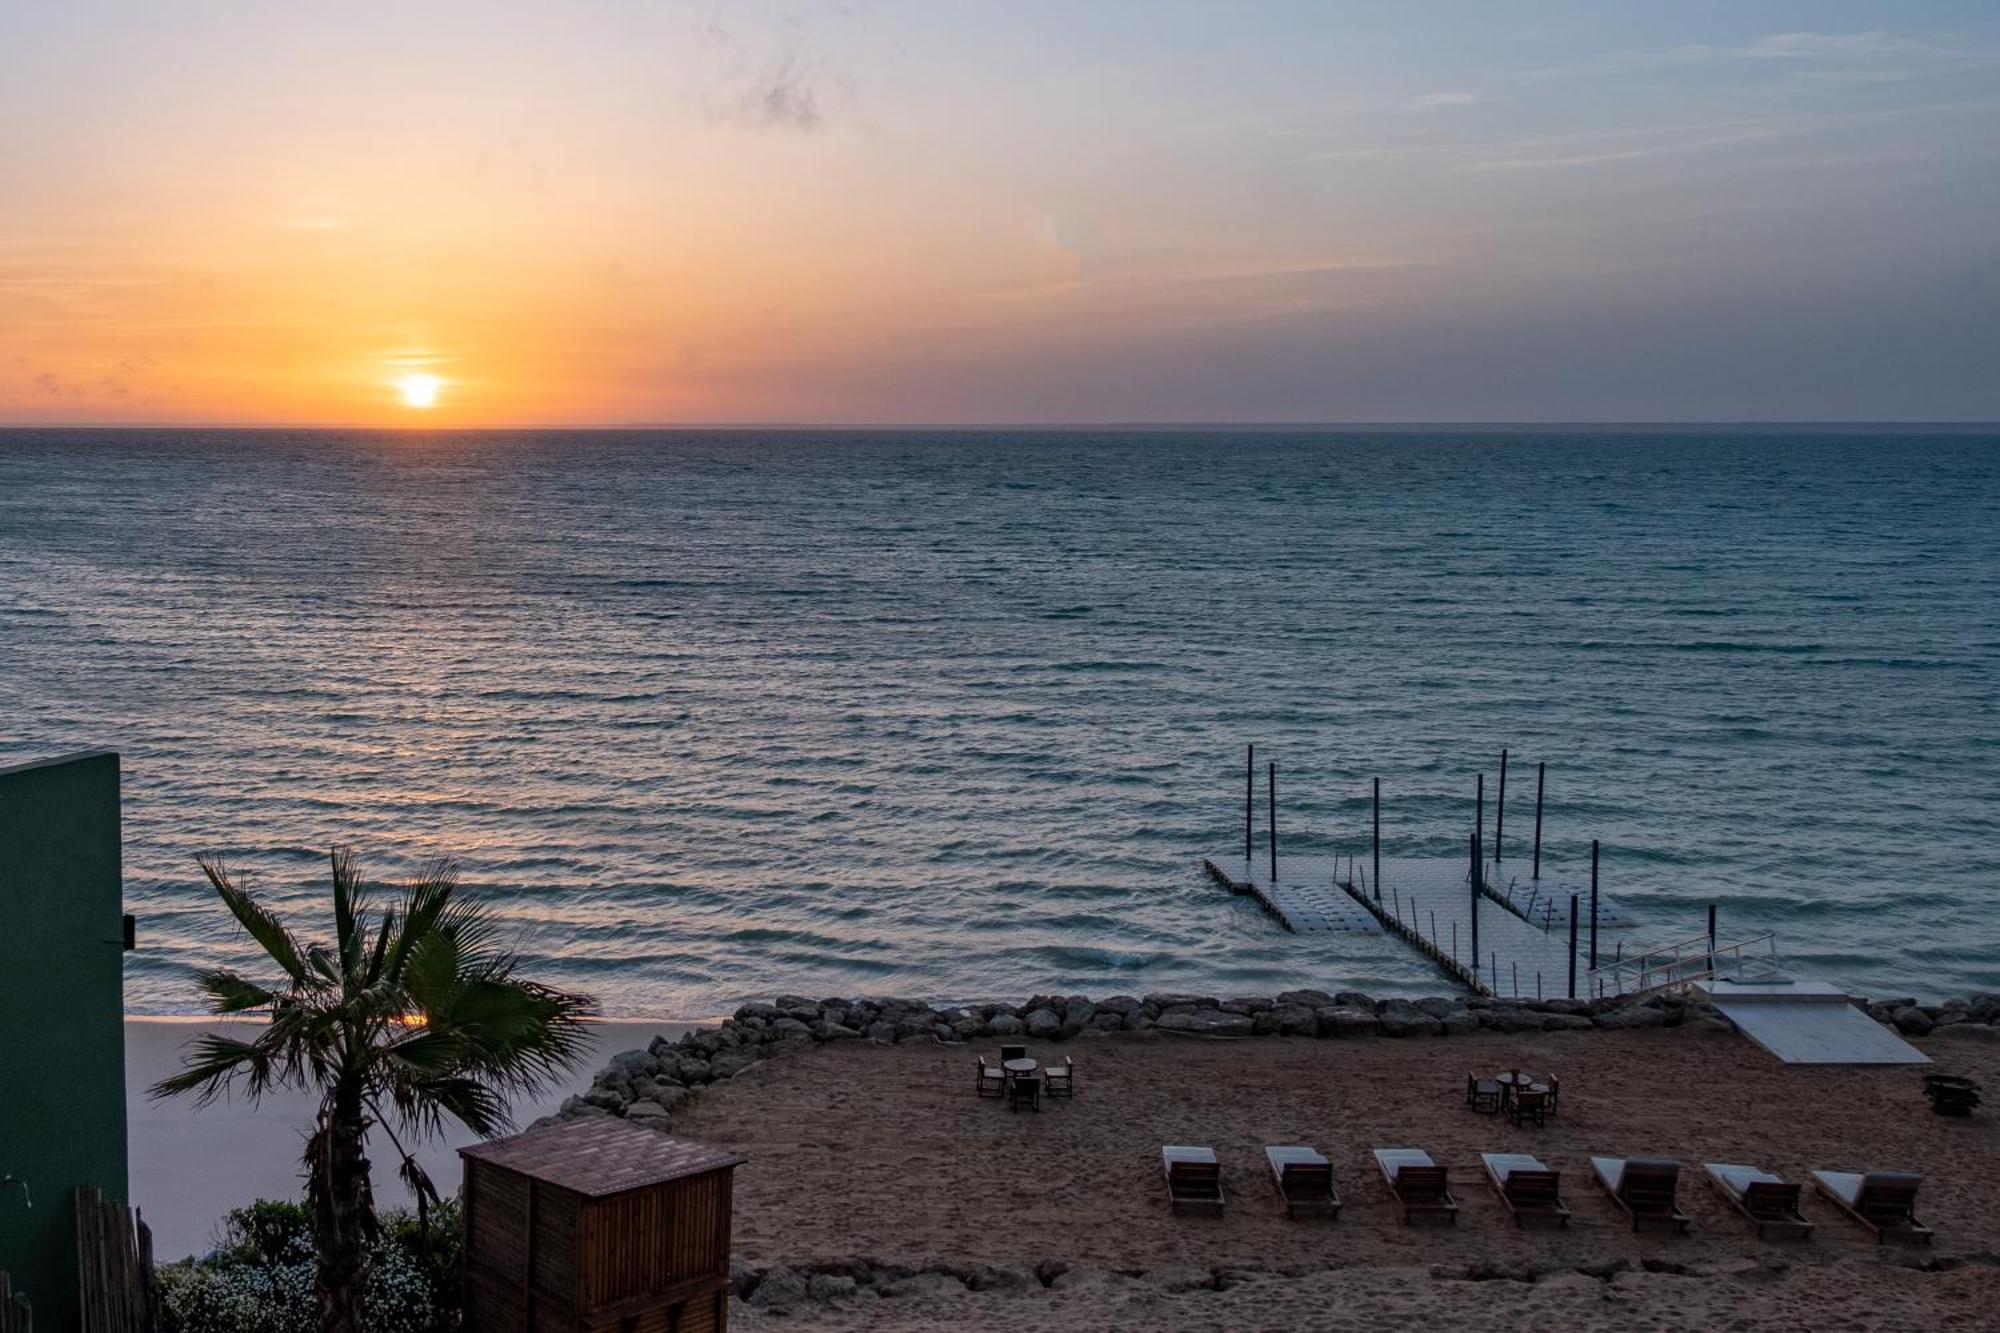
71,1188 -> 159,1333
578,1170 -> 731,1313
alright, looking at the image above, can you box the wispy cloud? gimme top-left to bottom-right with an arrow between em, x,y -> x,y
1410,91 -> 1478,109
1521,28 -> 2000,83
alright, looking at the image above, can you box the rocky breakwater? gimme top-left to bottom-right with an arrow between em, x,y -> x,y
546,990 -> 2000,1136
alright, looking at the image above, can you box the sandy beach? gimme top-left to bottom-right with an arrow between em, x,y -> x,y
124,1017 -> 695,1260
648,1024 -> 2000,1330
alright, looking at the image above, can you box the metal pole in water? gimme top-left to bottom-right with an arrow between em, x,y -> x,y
1267,762 -> 1278,884
1475,772 -> 1484,879
1496,748 -> 1507,862
1244,744 -> 1253,864
1568,893 -> 1579,999
1532,761 -> 1544,879
1708,903 -> 1717,953
1372,777 -> 1381,901
1468,833 -> 1480,978
1451,920 -> 1458,965
1589,839 -> 1600,970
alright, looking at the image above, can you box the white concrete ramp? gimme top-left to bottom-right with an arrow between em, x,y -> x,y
1698,979 -> 1930,1065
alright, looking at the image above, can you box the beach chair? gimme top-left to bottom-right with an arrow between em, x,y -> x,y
1543,1072 -> 1561,1118
1508,1086 -> 1550,1128
1482,1152 -> 1570,1228
1265,1146 -> 1341,1220
1007,1072 -> 1042,1112
1163,1146 -> 1224,1215
1703,1164 -> 1813,1241
1372,1148 -> 1459,1225
1591,1157 -> 1690,1233
1465,1073 -> 1502,1115
974,1056 -> 1007,1099
1043,1055 -> 1074,1098
999,1044 -> 1027,1065
1810,1169 -> 1931,1244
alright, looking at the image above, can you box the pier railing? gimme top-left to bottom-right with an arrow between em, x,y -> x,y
1583,931 -> 1779,1000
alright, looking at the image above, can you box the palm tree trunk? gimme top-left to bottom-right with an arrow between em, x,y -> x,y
308,1077 -> 375,1333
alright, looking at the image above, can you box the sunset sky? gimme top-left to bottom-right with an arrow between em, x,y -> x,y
3,1 -> 1997,426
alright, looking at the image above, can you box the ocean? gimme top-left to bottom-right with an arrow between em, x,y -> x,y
3,427 -> 1995,1015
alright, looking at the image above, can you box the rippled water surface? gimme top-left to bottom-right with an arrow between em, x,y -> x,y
3,428 -> 1996,1013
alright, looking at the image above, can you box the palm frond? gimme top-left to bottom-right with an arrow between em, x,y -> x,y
198,856 -> 308,984
149,1032 -> 284,1105
329,846 -> 369,983
194,969 -> 277,1015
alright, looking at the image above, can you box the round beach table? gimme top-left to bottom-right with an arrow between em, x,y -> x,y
1494,1072 -> 1549,1099
1002,1058 -> 1040,1077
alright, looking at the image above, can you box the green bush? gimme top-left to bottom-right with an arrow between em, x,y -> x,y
159,1199 -> 461,1333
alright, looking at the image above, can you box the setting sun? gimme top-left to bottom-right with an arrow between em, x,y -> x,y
396,373 -> 443,410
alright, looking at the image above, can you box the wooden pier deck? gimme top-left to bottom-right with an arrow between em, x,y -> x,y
1202,856 -> 1382,934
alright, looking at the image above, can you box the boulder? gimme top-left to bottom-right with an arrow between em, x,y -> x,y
1219,996 -> 1273,1015
988,1013 -> 1026,1036
607,1049 -> 657,1078
864,1021 -> 898,1043
806,1274 -> 858,1302
1414,997 -> 1456,1019
707,1048 -> 762,1081
1379,1012 -> 1444,1038
1250,1010 -> 1279,1036
880,1271 -> 969,1298
1096,995 -> 1143,1016
950,1017 -> 986,1040
967,1265 -> 1034,1292
1143,992 -> 1212,1013
1540,1013 -> 1595,1032
646,1033 -> 677,1057
581,1088 -> 627,1113
1594,1004 -> 1669,1030
623,1101 -> 672,1129
735,1002 -> 781,1023
767,1017 -> 814,1042
1025,1007 -> 1064,1039
1315,1006 -> 1379,1038
1892,1006 -> 1934,1037
1477,1007 -> 1542,1033
1088,1011 -> 1126,1031
1333,991 -> 1375,1009
1272,1004 -> 1319,1036
672,1055 -> 712,1084
1968,993 -> 2000,1022
1276,989 -> 1336,1009
1154,1008 -> 1255,1038
814,1020 -> 861,1042
894,1018 -> 936,1042
1062,996 -> 1097,1033
1439,1009 -> 1480,1037
749,1266 -> 809,1310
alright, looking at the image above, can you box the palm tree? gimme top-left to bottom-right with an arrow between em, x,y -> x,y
153,848 -> 597,1333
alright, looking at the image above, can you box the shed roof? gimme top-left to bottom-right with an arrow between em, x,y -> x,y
460,1117 -> 744,1197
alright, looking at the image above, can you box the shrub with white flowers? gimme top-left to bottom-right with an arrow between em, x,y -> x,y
158,1199 -> 460,1333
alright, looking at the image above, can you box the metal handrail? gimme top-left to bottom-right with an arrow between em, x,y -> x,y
1584,931 -> 1778,1000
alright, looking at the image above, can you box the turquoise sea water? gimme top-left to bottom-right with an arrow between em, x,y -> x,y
2,427 -> 1995,1014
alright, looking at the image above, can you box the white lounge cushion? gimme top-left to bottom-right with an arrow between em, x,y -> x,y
1267,1145 -> 1328,1175
1593,1156 -> 1677,1194
1163,1145 -> 1217,1174
1812,1170 -> 1862,1205
1373,1148 -> 1434,1182
1705,1163 -> 1784,1198
1482,1152 -> 1547,1183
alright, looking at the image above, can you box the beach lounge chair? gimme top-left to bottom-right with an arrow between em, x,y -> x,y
1703,1164 -> 1813,1241
975,1056 -> 1007,1099
1007,1072 -> 1042,1112
1265,1146 -> 1341,1220
1482,1153 -> 1570,1228
1372,1148 -> 1458,1225
1163,1146 -> 1224,1215
1043,1055 -> 1074,1098
1810,1169 -> 1931,1244
1465,1073 -> 1502,1115
1591,1157 -> 1690,1233
1508,1086 -> 1550,1128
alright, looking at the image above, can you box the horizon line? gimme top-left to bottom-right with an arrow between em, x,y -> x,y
3,418 -> 1998,433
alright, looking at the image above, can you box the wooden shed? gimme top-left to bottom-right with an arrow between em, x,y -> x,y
460,1117 -> 745,1332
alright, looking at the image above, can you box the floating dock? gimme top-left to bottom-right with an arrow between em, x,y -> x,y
1202,855 -> 1381,934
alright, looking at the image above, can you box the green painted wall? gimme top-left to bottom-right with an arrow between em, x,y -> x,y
0,751 -> 126,1332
